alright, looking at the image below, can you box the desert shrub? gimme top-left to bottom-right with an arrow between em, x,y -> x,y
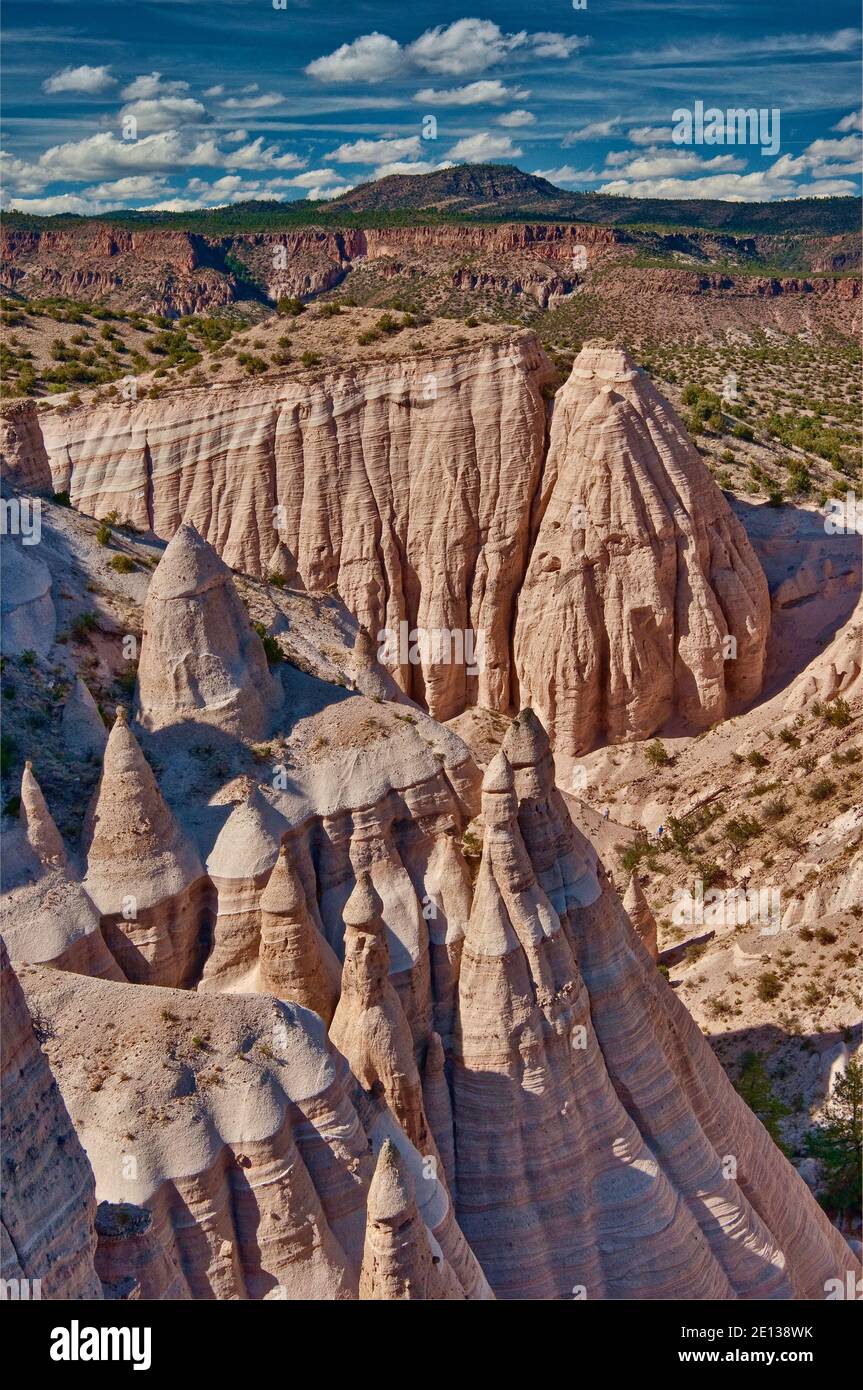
0,732 -> 17,776
300,351 -> 321,367
810,777 -> 836,803
236,352 -> 267,376
763,796 -> 788,822
109,554 -> 135,574
725,814 -> 761,849
693,859 -> 723,890
253,622 -> 283,666
746,749 -> 769,768
618,835 -> 654,875
823,697 -> 853,729
645,739 -> 671,767
756,971 -> 782,1003
71,611 -> 99,640
277,296 -> 304,317
785,460 -> 812,495
96,523 -> 111,546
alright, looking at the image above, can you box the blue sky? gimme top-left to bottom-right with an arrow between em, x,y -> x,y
2,0 -> 861,213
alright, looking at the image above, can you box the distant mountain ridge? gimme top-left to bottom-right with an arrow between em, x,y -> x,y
4,163 -> 861,237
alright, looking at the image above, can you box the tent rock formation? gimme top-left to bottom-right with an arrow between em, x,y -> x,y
136,521 -> 282,738
514,343 -> 770,754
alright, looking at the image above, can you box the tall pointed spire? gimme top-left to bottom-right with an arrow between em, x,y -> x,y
137,522 -> 282,737
330,871 -> 437,1158
359,1140 -> 463,1300
259,845 -> 341,1023
61,676 -> 107,760
623,872 -> 658,961
267,539 -> 304,590
83,707 -> 207,986
20,762 -> 67,867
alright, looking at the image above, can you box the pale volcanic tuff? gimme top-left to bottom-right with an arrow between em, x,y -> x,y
0,521 -> 856,1301
0,334 -> 771,754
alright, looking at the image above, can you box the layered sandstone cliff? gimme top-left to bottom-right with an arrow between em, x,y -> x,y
1,332 -> 551,723
514,343 -> 771,754
0,227 -> 237,316
0,332 -> 775,750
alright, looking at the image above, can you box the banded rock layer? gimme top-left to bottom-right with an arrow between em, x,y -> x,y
0,337 -> 773,751
1,334 -> 550,726
514,344 -> 770,754
449,711 -> 858,1299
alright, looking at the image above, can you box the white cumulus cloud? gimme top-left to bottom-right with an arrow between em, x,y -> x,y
372,159 -> 454,180
533,164 -> 603,186
120,97 -> 207,133
43,64 -> 117,95
307,20 -> 585,83
415,80 -> 529,106
121,72 -> 189,100
306,32 -> 404,84
447,131 -> 522,161
497,109 -> 536,127
222,92 -> 283,110
325,136 -> 423,164
562,118 -> 623,145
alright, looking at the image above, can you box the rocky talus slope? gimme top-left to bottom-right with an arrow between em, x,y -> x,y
1,335 -> 771,752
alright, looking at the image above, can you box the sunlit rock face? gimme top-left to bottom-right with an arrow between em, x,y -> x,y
514,344 -> 770,756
